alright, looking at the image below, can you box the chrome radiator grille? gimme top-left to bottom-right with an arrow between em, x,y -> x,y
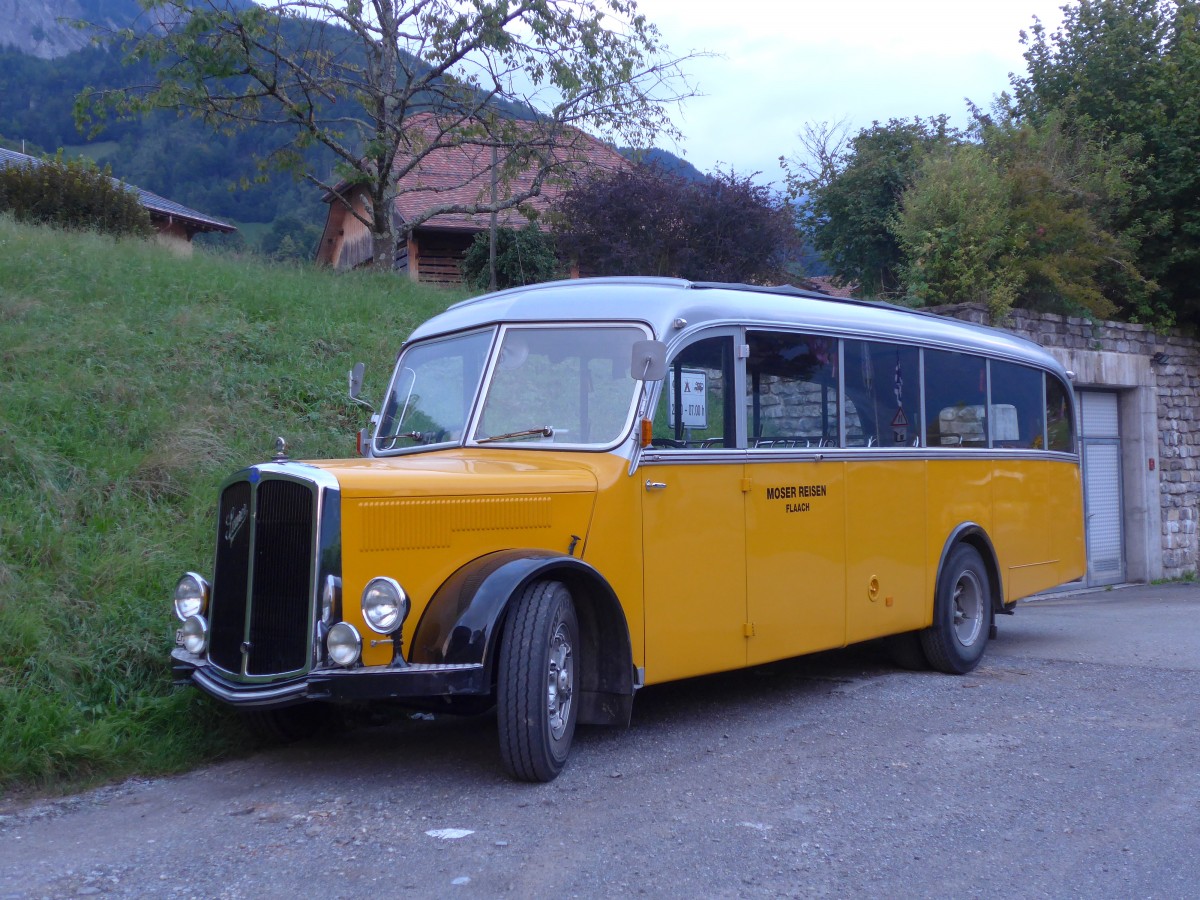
209,476 -> 317,677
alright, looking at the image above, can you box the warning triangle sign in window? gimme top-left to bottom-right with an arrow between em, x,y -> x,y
891,408 -> 909,428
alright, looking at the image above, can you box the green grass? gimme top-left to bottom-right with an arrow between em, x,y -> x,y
0,215 -> 468,794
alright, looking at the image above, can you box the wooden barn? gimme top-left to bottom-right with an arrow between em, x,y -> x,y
315,116 -> 627,283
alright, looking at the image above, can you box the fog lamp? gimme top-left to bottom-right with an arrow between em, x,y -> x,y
327,622 -> 362,667
362,577 -> 409,635
173,572 -> 210,622
180,615 -> 208,655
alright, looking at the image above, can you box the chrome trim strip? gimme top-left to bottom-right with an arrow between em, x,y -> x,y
314,662 -> 482,677
641,448 -> 1081,465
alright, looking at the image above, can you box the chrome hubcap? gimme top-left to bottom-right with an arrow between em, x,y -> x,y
952,570 -> 985,647
546,620 -> 574,740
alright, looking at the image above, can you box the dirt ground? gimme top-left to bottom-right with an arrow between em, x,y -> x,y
3,583 -> 1198,899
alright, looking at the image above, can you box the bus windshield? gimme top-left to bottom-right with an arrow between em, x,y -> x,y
374,329 -> 494,451
470,325 -> 647,448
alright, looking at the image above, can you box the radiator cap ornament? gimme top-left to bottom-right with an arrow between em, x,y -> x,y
273,436 -> 289,461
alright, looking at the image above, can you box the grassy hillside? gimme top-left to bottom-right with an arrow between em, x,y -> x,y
0,216 -> 468,793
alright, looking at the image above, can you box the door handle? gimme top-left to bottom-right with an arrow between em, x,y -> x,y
645,481 -> 667,491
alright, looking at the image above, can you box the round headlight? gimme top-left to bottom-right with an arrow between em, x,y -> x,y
180,615 -> 208,655
173,572 -> 210,622
327,622 -> 362,667
361,577 -> 409,635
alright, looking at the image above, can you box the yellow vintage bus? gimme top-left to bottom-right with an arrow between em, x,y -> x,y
171,278 -> 1085,781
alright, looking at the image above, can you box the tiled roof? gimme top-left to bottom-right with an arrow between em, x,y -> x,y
328,115 -> 628,231
798,275 -> 857,299
0,147 -> 236,233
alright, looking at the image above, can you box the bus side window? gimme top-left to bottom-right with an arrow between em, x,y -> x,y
651,336 -> 734,449
989,360 -> 1045,449
924,350 -> 988,447
1045,372 -> 1075,452
843,340 -> 920,448
746,331 -> 839,449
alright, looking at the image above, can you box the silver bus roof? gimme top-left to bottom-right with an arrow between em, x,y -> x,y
409,277 -> 1065,375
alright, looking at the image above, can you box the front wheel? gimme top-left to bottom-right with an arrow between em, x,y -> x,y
497,580 -> 579,782
920,544 -> 991,674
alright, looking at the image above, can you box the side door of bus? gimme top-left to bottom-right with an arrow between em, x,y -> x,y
741,329 -> 847,664
841,339 -> 928,643
641,331 -> 748,682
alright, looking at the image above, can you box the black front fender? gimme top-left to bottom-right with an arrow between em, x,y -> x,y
409,550 -> 636,725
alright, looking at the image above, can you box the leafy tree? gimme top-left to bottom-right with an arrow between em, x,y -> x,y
1010,0 -> 1200,326
891,145 -> 1024,316
553,164 -> 799,283
0,151 -> 152,238
260,213 -> 321,261
892,113 -> 1152,320
783,117 -> 960,297
82,1 -> 699,271
460,223 -> 561,290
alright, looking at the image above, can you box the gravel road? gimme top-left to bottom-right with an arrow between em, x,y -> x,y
3,583 -> 1198,899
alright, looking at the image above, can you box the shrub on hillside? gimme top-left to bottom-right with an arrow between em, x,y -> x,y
553,164 -> 800,284
0,151 -> 153,238
460,223 -> 561,290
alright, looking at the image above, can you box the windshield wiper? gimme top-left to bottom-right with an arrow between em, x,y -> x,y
379,429 -> 444,446
475,426 -> 554,444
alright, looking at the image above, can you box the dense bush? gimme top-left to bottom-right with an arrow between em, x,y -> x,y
553,164 -> 800,284
0,151 -> 152,238
460,223 -> 561,290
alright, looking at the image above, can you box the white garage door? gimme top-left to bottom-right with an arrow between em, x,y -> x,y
1079,391 -> 1124,586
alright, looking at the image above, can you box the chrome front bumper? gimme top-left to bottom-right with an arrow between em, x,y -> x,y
171,648 -> 488,709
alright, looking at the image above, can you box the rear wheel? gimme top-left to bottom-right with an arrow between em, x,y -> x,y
497,580 -> 579,782
920,544 -> 991,674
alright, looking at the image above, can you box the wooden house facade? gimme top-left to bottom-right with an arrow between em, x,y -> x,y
315,118 -> 627,283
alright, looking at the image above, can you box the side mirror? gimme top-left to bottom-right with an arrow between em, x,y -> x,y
348,361 -> 366,400
348,361 -> 375,415
631,340 -> 668,382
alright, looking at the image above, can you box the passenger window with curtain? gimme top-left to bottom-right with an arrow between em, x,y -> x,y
843,340 -> 920,448
1045,373 -> 1075,452
650,336 -> 735,449
924,350 -> 988,447
745,331 -> 839,449
989,360 -> 1045,449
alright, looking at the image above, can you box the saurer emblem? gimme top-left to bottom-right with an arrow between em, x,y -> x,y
224,504 -> 248,547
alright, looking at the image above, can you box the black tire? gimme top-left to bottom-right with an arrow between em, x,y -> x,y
497,580 -> 579,782
242,703 -> 341,743
920,544 -> 991,674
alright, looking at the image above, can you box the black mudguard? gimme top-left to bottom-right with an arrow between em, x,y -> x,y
410,550 -> 636,725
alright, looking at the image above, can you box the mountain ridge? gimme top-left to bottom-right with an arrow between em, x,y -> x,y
0,0 -> 147,59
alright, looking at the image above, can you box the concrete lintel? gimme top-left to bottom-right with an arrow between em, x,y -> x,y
1051,348 -> 1153,389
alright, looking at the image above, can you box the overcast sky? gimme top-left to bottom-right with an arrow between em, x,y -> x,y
633,0 -> 1073,185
